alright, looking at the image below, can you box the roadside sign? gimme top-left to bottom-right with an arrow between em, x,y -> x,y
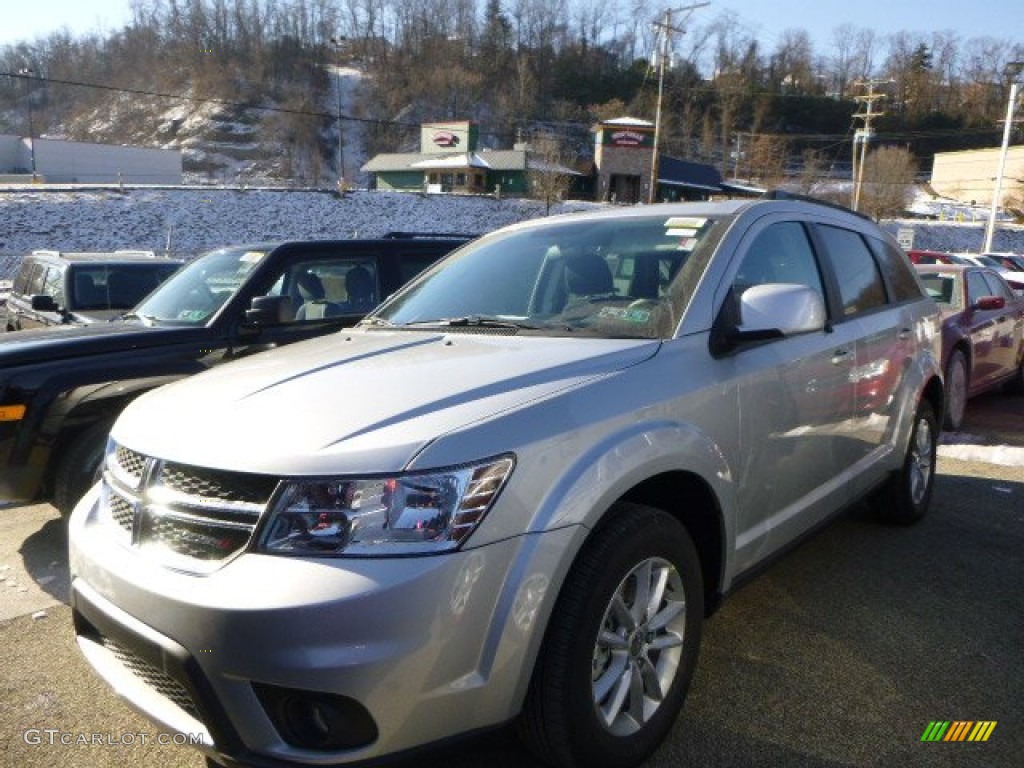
897,228 -> 915,251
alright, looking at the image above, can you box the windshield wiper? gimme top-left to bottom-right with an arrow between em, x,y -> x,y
358,316 -> 394,328
116,311 -> 160,325
405,315 -> 542,330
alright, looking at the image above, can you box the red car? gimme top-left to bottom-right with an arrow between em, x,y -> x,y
907,249 -> 970,265
915,264 -> 1024,429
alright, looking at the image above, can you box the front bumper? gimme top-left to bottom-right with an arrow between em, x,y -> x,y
69,485 -> 577,766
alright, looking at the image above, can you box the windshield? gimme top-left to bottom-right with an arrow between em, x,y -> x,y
133,246 -> 270,325
368,213 -> 726,339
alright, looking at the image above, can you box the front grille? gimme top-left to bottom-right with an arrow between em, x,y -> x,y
101,635 -> 201,720
161,463 -> 277,505
104,444 -> 278,572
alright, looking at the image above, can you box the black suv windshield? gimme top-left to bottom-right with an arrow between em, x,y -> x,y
369,213 -> 726,339
133,246 -> 270,325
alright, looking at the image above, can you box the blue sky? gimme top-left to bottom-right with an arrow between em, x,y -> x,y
0,0 -> 1020,49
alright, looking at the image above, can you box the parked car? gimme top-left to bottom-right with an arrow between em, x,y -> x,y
906,249 -> 969,265
915,263 -> 1024,429
956,254 -> 1024,292
0,234 -> 471,514
3,250 -> 183,331
977,252 -> 1024,291
69,196 -> 944,768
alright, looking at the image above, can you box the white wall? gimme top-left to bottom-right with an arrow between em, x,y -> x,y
0,135 -> 182,184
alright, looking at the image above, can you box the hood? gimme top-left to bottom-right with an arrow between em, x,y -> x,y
0,321 -> 180,367
114,329 -> 659,476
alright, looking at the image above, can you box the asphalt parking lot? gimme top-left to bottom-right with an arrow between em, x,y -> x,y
1,394 -> 1021,768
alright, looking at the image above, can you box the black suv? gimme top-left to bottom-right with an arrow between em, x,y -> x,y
3,250 -> 184,331
0,234 -> 472,514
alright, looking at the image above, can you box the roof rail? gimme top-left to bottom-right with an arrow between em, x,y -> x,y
760,189 -> 871,221
382,231 -> 477,240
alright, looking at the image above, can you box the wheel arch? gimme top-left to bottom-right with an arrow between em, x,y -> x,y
618,471 -> 725,617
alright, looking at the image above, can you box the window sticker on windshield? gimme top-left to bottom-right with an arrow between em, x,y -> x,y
664,217 -> 707,230
241,251 -> 266,263
666,228 -> 698,238
599,306 -> 651,323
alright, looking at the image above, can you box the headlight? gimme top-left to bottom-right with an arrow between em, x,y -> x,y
257,455 -> 515,556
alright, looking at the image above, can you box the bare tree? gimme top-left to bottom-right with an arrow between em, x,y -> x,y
527,133 -> 575,214
859,144 -> 916,219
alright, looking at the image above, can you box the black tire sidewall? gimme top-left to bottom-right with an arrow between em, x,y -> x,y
944,350 -> 967,430
54,420 -> 112,516
538,505 -> 703,768
884,401 -> 937,525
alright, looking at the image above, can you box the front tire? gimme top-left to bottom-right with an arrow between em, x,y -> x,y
875,400 -> 937,525
943,349 -> 968,430
53,420 -> 112,517
519,503 -> 703,768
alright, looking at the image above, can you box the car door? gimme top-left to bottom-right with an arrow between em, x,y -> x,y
723,218 -> 859,571
227,251 -> 384,360
964,269 -> 1009,390
812,224 -> 917,466
979,269 -> 1024,381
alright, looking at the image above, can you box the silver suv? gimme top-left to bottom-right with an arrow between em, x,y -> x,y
69,197 -> 943,768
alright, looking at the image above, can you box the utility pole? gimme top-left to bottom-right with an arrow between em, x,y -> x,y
648,3 -> 709,204
851,79 -> 888,212
17,68 -> 38,182
330,36 -> 347,190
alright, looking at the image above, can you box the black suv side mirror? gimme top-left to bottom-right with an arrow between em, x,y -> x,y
30,294 -> 60,313
245,295 -> 292,325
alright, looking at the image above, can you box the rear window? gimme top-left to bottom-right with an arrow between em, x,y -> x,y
869,236 -> 925,303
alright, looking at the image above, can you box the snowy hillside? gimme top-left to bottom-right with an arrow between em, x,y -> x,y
2,186 -> 1022,280
0,187 -> 603,277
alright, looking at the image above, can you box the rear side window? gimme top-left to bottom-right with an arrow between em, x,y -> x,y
815,225 -> 887,317
868,237 -> 924,303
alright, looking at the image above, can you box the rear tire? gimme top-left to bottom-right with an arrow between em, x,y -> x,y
518,503 -> 703,768
53,420 -> 113,517
875,400 -> 937,526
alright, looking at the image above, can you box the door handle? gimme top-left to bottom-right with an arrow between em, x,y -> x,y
831,348 -> 851,365
898,327 -> 912,339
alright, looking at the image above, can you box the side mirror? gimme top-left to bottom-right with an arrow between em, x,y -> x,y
712,283 -> 827,356
973,296 -> 1005,311
245,295 -> 292,325
739,283 -> 826,335
30,294 -> 59,313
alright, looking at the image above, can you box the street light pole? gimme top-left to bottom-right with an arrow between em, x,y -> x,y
983,62 -> 1023,254
18,68 -> 38,183
329,36 -> 347,190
